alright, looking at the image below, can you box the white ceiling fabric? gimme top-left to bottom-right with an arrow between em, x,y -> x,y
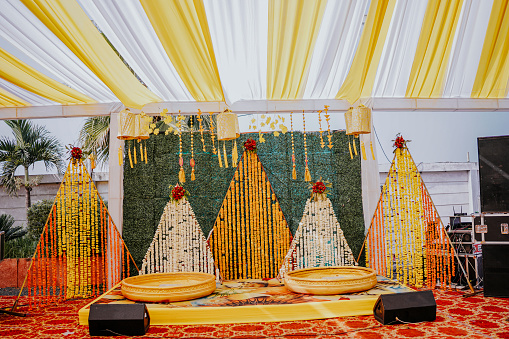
303,0 -> 368,99
77,0 -> 193,102
372,0 -> 427,98
204,0 -> 268,105
0,0 -> 115,102
443,0 -> 494,98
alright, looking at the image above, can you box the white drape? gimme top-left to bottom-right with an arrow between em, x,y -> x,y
372,0 -> 428,97
442,0 -> 493,98
77,0 -> 194,102
0,0 -> 115,102
303,0 -> 369,99
203,0 -> 268,104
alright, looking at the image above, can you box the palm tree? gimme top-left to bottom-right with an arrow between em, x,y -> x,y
0,214 -> 27,241
78,116 -> 110,170
0,120 -> 64,209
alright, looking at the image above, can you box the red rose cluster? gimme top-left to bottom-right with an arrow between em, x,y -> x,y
393,135 -> 405,149
70,147 -> 82,160
172,185 -> 186,201
313,181 -> 326,194
244,138 -> 257,152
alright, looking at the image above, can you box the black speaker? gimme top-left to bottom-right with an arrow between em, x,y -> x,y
88,303 -> 150,336
483,244 -> 509,297
373,290 -> 436,325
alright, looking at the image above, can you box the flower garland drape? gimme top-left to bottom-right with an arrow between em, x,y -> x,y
140,185 -> 215,275
25,149 -> 136,307
210,139 -> 292,279
279,181 -> 355,278
366,137 -> 454,289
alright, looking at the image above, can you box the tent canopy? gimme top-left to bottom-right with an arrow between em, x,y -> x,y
1,0 -> 509,119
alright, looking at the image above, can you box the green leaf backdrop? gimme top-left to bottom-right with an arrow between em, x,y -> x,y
123,131 -> 365,273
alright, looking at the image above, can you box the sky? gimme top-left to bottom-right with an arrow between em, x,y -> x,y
0,111 -> 508,175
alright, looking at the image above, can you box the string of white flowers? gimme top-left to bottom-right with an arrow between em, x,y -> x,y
140,199 -> 215,275
279,197 -> 355,278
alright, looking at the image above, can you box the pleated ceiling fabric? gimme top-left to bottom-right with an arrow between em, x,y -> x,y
77,0 -> 193,101
336,0 -> 397,104
0,85 -> 30,107
0,47 -> 95,104
471,0 -> 509,98
405,0 -> 464,98
204,0 -> 268,104
0,0 -> 115,102
443,0 -> 493,97
0,77 -> 57,106
267,0 -> 327,100
303,0 -> 369,99
372,0 -> 428,97
21,0 -> 161,109
140,0 -> 224,102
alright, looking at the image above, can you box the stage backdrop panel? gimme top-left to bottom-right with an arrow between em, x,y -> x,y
123,131 -> 364,272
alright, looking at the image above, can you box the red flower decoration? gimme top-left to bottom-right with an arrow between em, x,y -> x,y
171,184 -> 187,202
70,147 -> 82,160
393,134 -> 406,149
244,138 -> 257,152
312,181 -> 326,194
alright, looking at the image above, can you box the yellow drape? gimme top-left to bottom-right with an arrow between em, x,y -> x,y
406,0 -> 464,98
267,0 -> 327,100
472,0 -> 509,98
21,0 -> 160,109
336,0 -> 396,104
0,86 -> 30,107
141,0 -> 224,102
0,48 -> 93,104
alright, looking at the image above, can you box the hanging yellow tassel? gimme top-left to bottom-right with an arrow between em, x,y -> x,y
353,137 -> 358,156
232,140 -> 238,167
179,166 -> 185,183
133,141 -> 137,164
304,165 -> 311,182
217,148 -> 223,167
223,141 -> 228,168
144,142 -> 148,164
361,141 -> 367,160
370,141 -> 376,160
128,142 -> 133,168
139,140 -> 144,162
191,168 -> 196,181
118,146 -> 123,166
292,165 -> 297,180
90,154 -> 96,170
348,140 -> 353,160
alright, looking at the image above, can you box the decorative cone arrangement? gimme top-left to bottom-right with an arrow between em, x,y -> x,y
23,147 -> 135,307
140,184 -> 215,275
279,180 -> 355,278
210,139 -> 292,280
365,135 -> 454,289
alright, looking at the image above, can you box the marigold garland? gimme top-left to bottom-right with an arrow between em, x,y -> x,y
22,148 -> 137,307
290,112 -> 296,179
177,111 -> 185,183
365,137 -> 455,289
302,112 -> 311,182
210,143 -> 292,279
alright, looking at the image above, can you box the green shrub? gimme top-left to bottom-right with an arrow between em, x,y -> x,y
4,234 -> 37,258
27,199 -> 53,240
0,214 -> 27,241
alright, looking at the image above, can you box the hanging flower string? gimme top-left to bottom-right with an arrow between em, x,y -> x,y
318,110 -> 324,148
324,105 -> 333,149
290,112 -> 296,180
209,112 -> 222,168
303,111 -> 311,182
190,116 -> 196,181
178,111 -> 185,183
197,109 -> 206,152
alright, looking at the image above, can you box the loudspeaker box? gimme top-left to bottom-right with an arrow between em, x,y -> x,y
373,290 -> 436,325
89,303 -> 150,336
483,244 -> 509,297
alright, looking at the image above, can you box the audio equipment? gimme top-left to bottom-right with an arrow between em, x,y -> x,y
88,303 -> 150,336
373,290 -> 436,325
473,215 -> 509,243
482,244 -> 509,297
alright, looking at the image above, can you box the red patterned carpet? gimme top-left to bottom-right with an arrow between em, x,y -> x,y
1,289 -> 508,338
